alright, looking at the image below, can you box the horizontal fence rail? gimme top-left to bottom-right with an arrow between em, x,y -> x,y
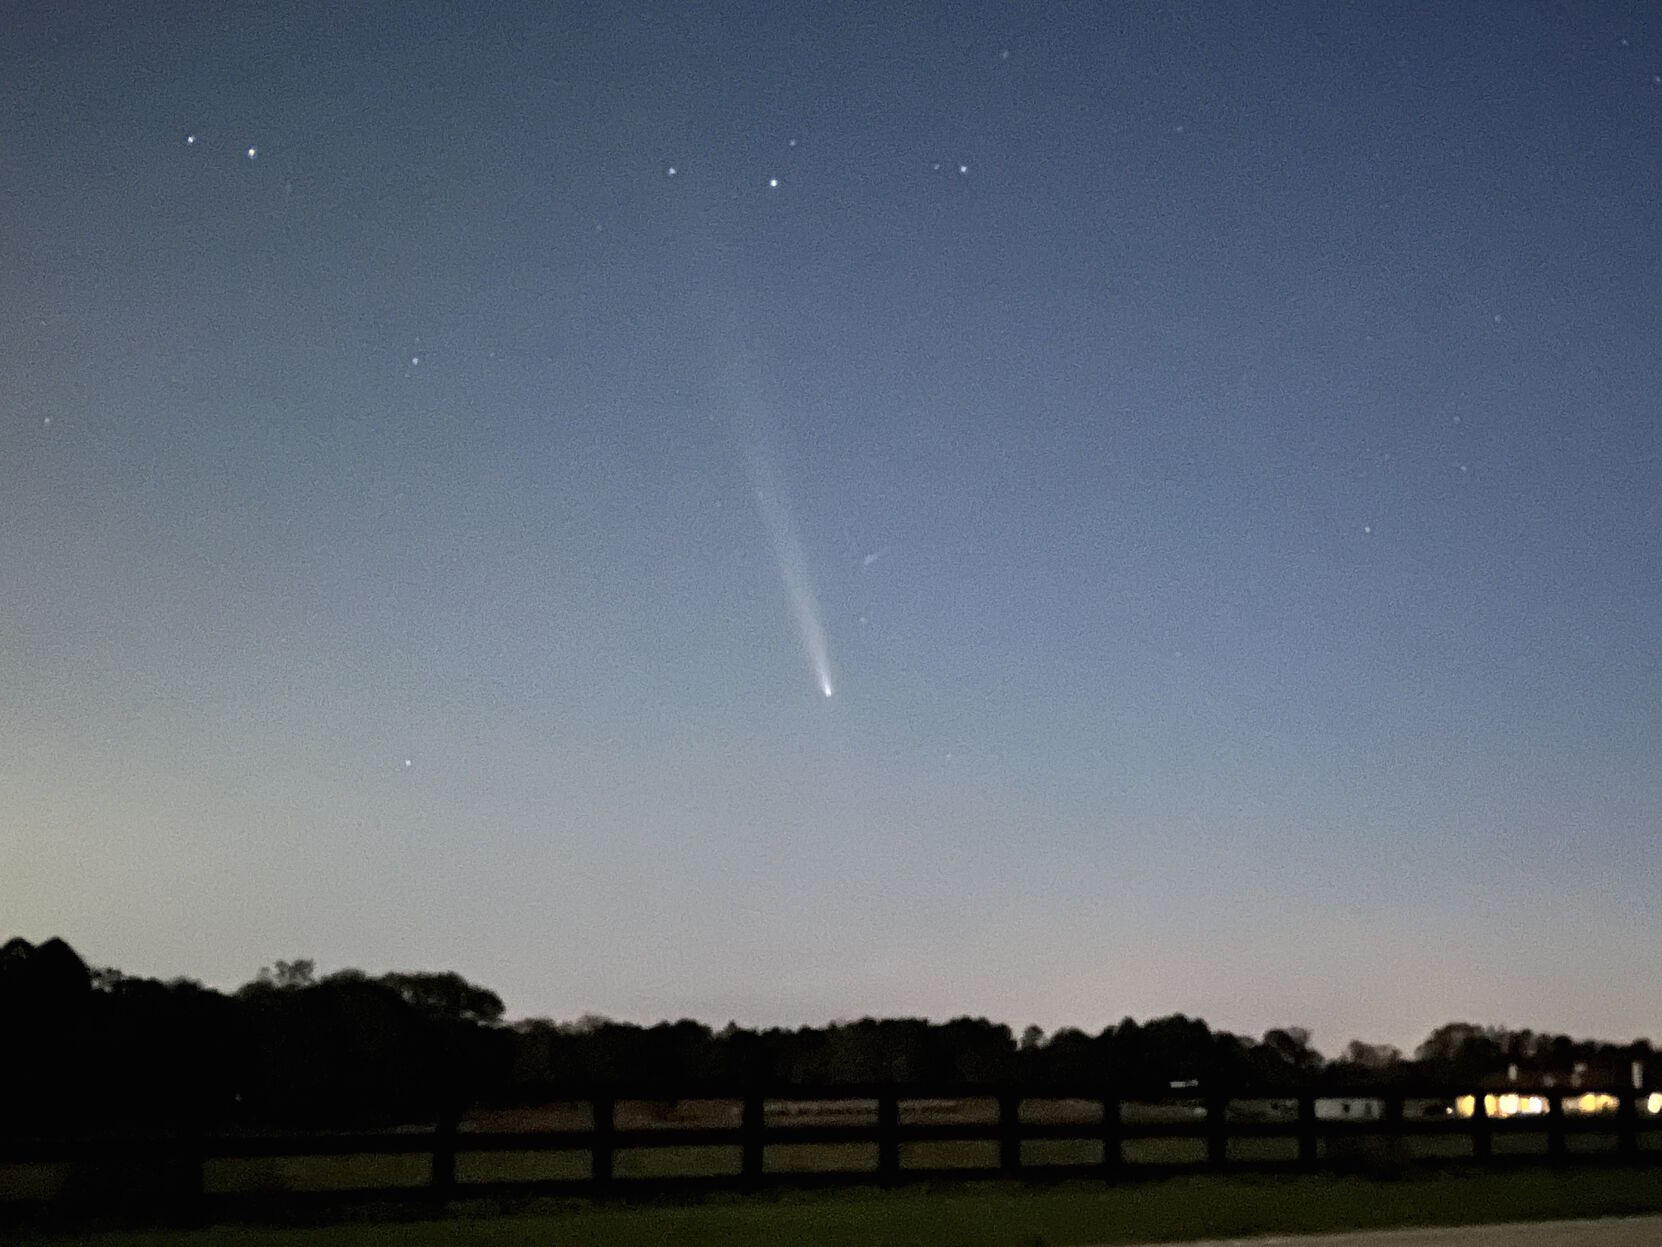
3,1083 -> 1660,1213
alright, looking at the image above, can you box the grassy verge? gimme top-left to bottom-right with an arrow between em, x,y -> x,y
6,1167 -> 1662,1247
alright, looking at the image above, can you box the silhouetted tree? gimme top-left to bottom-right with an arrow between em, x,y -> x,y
1415,1022 -> 1508,1081
254,959 -> 316,990
379,971 -> 505,1025
7,935 -> 1658,1140
0,938 -> 96,1133
1344,1040 -> 1403,1069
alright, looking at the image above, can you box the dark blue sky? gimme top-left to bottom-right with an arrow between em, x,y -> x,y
3,1 -> 1659,1050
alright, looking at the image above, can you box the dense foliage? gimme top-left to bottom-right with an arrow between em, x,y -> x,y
1,936 -> 1650,1136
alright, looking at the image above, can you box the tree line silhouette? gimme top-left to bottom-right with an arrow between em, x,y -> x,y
3,936 -> 1651,1136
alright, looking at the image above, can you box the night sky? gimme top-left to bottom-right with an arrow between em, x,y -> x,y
4,1 -> 1659,1052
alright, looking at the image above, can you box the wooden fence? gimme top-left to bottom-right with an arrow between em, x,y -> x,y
3,1083 -> 1660,1213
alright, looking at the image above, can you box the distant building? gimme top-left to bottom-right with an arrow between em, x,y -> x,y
1453,1090 -> 1660,1120
1315,1098 -> 1383,1121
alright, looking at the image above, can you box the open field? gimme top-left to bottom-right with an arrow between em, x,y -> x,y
7,1168 -> 1662,1247
15,1132 -> 1645,1201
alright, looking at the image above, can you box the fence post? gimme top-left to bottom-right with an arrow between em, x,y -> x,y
1546,1093 -> 1566,1161
430,1104 -> 459,1205
592,1095 -> 615,1193
876,1087 -> 900,1186
1617,1091 -> 1639,1157
1470,1092 -> 1491,1160
1382,1093 -> 1404,1162
167,1112 -> 207,1226
1100,1091 -> 1123,1181
1297,1095 -> 1318,1167
741,1091 -> 766,1187
1205,1091 -> 1228,1169
998,1091 -> 1022,1175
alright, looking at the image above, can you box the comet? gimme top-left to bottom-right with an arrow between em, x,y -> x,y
748,449 -> 836,699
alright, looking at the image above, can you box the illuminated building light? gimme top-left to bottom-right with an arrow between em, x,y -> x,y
1569,1092 -> 1619,1115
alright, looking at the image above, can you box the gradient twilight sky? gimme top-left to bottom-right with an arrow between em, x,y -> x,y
3,1 -> 1660,1053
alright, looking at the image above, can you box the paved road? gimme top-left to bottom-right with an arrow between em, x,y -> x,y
1154,1218 -> 1662,1247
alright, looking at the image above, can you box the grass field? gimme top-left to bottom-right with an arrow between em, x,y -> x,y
0,1134 -> 1549,1202
7,1129 -> 1660,1200
6,1167 -> 1662,1247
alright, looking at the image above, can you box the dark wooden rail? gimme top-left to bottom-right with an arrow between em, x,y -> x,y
1,1083 -> 1657,1212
